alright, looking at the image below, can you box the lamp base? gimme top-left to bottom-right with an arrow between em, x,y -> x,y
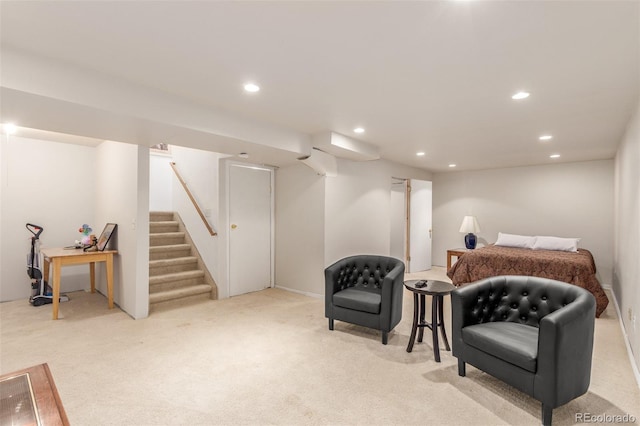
464,233 -> 477,249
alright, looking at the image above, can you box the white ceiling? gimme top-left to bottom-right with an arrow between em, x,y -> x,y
1,1 -> 638,172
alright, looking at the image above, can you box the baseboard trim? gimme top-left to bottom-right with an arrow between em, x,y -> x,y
275,285 -> 322,299
609,287 -> 640,390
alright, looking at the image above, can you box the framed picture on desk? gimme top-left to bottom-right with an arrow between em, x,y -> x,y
96,223 -> 117,251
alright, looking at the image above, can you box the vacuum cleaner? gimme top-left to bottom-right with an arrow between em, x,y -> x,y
26,223 -> 69,306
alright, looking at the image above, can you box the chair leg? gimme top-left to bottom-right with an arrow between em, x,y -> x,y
328,318 -> 334,330
382,331 -> 388,345
457,359 -> 466,377
541,404 -> 553,426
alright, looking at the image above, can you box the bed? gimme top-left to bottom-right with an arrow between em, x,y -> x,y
446,244 -> 609,317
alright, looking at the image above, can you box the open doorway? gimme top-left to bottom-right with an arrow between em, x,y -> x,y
390,178 -> 432,273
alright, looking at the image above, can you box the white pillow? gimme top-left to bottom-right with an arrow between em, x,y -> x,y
495,232 -> 536,249
532,236 -> 580,252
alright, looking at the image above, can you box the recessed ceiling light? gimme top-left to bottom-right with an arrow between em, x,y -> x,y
353,127 -> 365,134
550,154 -> 560,159
416,152 -> 425,156
238,152 -> 249,159
511,91 -> 530,100
243,83 -> 260,93
449,164 -> 457,168
2,123 -> 17,134
539,135 -> 553,141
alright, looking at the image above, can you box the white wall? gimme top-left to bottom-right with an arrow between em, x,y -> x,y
0,135 -> 96,301
274,163 -> 325,296
149,152 -> 173,211
171,146 -> 224,233
324,159 -> 432,266
94,141 -> 149,319
432,160 -> 615,286
274,158 -> 431,297
614,101 -> 640,373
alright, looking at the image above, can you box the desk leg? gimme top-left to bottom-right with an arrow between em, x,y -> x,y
439,296 -> 450,351
106,253 -> 114,309
417,294 -> 426,343
90,262 -> 96,293
52,259 -> 61,320
406,292 -> 419,353
432,295 -> 441,362
43,257 -> 50,285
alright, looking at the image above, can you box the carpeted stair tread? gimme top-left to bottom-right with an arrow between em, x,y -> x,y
149,270 -> 204,284
150,221 -> 180,233
150,220 -> 179,226
149,244 -> 191,253
149,256 -> 198,267
149,212 -> 174,222
149,284 -> 213,304
149,232 -> 186,247
149,256 -> 199,276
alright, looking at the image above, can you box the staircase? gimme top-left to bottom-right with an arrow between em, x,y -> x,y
149,212 -> 217,312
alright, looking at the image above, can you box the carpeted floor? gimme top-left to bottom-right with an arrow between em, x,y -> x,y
1,267 -> 638,425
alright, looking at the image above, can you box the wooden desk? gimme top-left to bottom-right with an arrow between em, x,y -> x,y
447,248 -> 470,270
0,363 -> 69,425
41,247 -> 117,320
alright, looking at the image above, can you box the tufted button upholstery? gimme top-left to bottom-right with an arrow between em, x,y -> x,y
451,275 -> 597,426
325,254 -> 405,345
452,275 -> 589,328
335,257 -> 398,291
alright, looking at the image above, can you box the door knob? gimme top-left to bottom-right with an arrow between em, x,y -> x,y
231,224 -> 238,229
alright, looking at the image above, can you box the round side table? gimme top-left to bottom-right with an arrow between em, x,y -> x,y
404,279 -> 456,362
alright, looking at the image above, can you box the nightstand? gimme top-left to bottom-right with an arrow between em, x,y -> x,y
447,248 -> 470,270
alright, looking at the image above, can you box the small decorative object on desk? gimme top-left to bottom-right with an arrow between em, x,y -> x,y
96,223 -> 117,251
77,224 -> 92,245
82,235 -> 98,252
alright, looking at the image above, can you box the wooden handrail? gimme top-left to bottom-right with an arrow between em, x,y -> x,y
170,162 -> 217,236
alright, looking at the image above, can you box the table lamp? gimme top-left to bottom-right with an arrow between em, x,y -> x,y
459,216 -> 480,249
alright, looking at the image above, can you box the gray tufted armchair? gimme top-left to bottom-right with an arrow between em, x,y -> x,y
452,275 -> 596,426
325,255 -> 405,344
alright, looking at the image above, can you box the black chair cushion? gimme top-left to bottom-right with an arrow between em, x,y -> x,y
462,322 -> 538,372
333,287 -> 381,314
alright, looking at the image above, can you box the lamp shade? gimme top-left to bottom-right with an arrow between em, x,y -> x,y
459,216 -> 480,234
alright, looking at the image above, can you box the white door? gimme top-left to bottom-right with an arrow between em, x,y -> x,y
408,179 -> 432,272
229,164 -> 273,296
390,179 -> 407,261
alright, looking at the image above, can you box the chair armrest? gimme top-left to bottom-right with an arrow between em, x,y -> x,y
380,260 -> 405,328
325,260 -> 346,296
535,292 -> 596,406
325,258 -> 347,317
380,261 -> 405,303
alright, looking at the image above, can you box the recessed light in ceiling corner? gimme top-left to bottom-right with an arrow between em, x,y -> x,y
238,152 -> 249,159
511,91 -> 530,100
2,123 -> 17,134
448,163 -> 457,168
353,127 -> 365,134
539,135 -> 553,141
243,82 -> 260,93
416,152 -> 425,157
550,154 -> 560,159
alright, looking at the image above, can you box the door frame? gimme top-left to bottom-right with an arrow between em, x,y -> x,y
407,178 -> 432,272
225,161 -> 275,297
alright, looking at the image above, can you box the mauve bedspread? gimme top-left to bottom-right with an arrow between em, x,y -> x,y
446,245 -> 609,317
